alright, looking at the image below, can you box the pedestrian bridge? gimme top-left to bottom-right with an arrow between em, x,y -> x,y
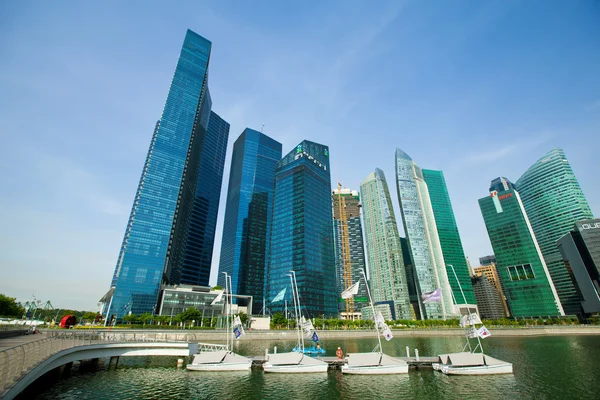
0,330 -> 226,400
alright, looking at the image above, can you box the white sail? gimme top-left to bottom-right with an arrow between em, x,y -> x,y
341,281 -> 360,299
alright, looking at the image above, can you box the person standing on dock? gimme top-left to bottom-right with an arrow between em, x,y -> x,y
336,347 -> 344,359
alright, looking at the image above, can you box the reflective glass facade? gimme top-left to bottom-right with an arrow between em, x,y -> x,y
516,148 -> 594,315
360,170 -> 413,320
422,169 -> 476,305
107,30 -> 227,321
395,149 -> 456,319
268,141 -> 337,317
478,180 -> 563,317
218,129 -> 282,314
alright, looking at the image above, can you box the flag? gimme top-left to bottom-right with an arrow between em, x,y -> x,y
271,288 -> 286,303
341,282 -> 360,299
373,311 -> 385,328
382,325 -> 393,341
312,331 -> 319,343
302,316 -> 315,337
422,288 -> 442,303
233,326 -> 244,339
210,291 -> 224,305
478,326 -> 491,339
233,315 -> 242,327
467,327 -> 478,338
460,313 -> 482,328
468,313 -> 482,325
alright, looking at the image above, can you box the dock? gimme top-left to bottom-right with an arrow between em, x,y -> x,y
251,355 -> 438,370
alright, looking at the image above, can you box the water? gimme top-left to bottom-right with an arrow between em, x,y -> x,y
32,335 -> 600,399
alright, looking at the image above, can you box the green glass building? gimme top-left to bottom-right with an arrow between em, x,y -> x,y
516,148 -> 594,316
422,169 -> 476,305
478,177 -> 563,317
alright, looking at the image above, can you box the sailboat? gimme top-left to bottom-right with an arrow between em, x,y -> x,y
432,265 -> 512,375
186,272 -> 252,372
341,269 -> 409,375
263,271 -> 328,373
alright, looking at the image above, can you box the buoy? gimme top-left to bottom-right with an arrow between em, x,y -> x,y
177,359 -> 184,368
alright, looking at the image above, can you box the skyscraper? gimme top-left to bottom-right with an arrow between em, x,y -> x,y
516,148 -> 594,315
105,30 -> 229,321
395,149 -> 456,319
218,129 -> 282,314
332,187 -> 368,317
471,275 -> 506,320
267,141 -> 337,317
360,169 -> 412,320
422,169 -> 476,305
473,264 -> 509,317
478,177 -> 563,317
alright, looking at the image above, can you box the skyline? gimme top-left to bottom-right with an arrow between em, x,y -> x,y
1,1 -> 599,310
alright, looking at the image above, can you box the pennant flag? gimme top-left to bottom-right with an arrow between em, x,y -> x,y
382,325 -> 393,341
341,282 -> 360,299
373,311 -> 385,328
302,317 -> 315,337
468,313 -> 482,325
478,326 -> 491,339
467,327 -> 478,338
312,331 -> 319,343
422,288 -> 442,303
271,288 -> 286,303
233,315 -> 242,327
210,291 -> 224,305
233,326 -> 244,339
460,313 -> 483,328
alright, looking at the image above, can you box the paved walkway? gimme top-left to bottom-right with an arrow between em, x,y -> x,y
0,332 -> 47,351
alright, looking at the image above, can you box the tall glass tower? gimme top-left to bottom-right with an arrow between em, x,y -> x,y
267,141 -> 337,317
360,169 -> 413,320
395,149 -> 456,319
516,148 -> 594,316
422,169 -> 476,305
478,177 -> 563,317
106,30 -> 229,321
218,129 -> 282,314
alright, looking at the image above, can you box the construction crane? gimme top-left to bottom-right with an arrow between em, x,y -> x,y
336,182 -> 354,317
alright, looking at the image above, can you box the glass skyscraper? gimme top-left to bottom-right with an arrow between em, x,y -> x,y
106,30 -> 229,321
478,177 -> 563,317
218,129 -> 282,314
267,141 -> 337,317
360,169 -> 413,320
515,148 -> 594,316
395,149 -> 456,319
422,169 -> 476,305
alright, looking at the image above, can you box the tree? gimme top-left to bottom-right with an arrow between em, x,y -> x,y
139,313 -> 153,326
271,312 -> 286,327
82,311 -> 98,323
0,294 -> 25,317
238,311 -> 249,325
123,314 -> 136,325
179,308 -> 203,323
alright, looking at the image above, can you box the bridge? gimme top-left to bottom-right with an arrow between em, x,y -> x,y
0,330 -> 226,400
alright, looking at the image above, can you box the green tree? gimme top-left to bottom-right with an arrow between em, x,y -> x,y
271,312 -> 286,327
82,311 -> 98,323
238,311 -> 248,325
0,294 -> 25,317
139,312 -> 154,326
123,314 -> 136,325
179,308 -> 203,323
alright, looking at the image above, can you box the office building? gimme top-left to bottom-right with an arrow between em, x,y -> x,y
360,169 -> 413,320
516,148 -> 594,315
267,141 -> 337,317
218,129 -> 282,314
471,275 -> 506,319
473,264 -> 509,317
479,255 -> 497,266
478,177 -> 563,317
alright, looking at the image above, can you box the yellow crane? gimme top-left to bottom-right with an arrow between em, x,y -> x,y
336,182 -> 354,317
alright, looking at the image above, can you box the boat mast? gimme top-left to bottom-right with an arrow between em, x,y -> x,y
291,270 -> 305,351
448,264 -> 484,354
288,273 -> 302,351
221,272 -> 230,351
360,269 -> 382,353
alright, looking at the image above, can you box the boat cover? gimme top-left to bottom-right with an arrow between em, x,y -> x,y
223,352 -> 252,363
379,354 -> 406,366
192,351 -> 228,364
484,355 -> 509,366
447,352 -> 485,367
437,352 -> 470,365
268,352 -> 304,365
347,353 -> 382,367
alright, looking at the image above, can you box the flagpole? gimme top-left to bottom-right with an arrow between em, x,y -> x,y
448,264 -> 483,354
360,269 -> 382,353
291,270 -> 304,351
221,272 -> 229,351
288,273 -> 301,351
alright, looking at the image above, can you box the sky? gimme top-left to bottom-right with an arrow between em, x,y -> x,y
0,1 -> 598,311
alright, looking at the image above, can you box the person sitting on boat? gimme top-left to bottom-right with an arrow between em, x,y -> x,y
336,347 -> 344,359
316,342 -> 321,351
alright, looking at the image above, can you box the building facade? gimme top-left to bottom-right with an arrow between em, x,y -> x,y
218,129 -> 282,314
478,177 -> 563,318
479,255 -> 497,266
360,169 -> 413,320
557,219 -> 600,315
395,149 -> 456,319
422,169 -> 476,305
332,187 -> 368,317
267,141 -> 337,317
473,264 -> 509,317
106,30 -> 229,321
516,148 -> 594,315
471,275 -> 507,320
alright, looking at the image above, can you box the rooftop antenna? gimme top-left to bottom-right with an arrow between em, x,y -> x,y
261,123 -> 265,133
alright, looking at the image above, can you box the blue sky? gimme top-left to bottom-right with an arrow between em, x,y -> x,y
1,1 -> 598,311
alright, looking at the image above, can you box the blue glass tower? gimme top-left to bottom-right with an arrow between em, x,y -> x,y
268,141 -> 337,317
106,30 -> 229,321
218,129 -> 282,314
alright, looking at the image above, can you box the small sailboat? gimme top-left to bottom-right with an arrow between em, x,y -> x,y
432,265 -> 512,375
186,272 -> 252,372
263,271 -> 328,373
341,269 -> 409,375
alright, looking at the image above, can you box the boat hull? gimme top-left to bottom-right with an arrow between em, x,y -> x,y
186,361 -> 252,372
342,364 -> 409,375
441,363 -> 513,375
263,363 -> 328,373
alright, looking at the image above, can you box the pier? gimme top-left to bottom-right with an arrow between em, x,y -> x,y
250,355 -> 438,369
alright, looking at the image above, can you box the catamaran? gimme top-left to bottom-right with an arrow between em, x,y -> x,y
341,269 -> 409,375
263,271 -> 328,373
186,272 -> 252,372
432,265 -> 512,375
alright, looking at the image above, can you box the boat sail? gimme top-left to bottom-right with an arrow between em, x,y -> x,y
263,270 -> 328,373
432,265 -> 512,375
341,269 -> 409,375
186,272 -> 252,372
